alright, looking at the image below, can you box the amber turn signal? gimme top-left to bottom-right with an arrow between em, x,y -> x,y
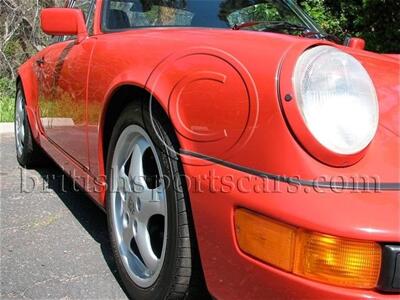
235,209 -> 297,271
293,230 -> 381,289
235,209 -> 382,289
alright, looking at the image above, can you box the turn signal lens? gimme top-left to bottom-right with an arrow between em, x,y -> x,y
235,209 -> 297,271
234,209 -> 382,289
293,230 -> 382,289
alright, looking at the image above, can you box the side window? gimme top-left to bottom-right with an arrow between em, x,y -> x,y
102,0 -> 194,31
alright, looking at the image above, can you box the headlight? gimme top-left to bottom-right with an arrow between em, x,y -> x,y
292,46 -> 379,155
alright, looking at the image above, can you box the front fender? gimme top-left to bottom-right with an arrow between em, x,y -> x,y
145,46 -> 260,162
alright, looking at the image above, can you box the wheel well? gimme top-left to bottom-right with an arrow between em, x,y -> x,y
102,85 -> 172,168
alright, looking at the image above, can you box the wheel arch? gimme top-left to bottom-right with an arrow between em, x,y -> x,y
99,83 -> 172,184
16,63 -> 41,141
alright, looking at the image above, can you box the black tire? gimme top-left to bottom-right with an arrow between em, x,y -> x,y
106,101 -> 209,300
15,83 -> 45,168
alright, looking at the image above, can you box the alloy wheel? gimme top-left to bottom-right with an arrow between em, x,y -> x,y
110,125 -> 167,288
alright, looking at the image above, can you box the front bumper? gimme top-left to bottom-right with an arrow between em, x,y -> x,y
181,154 -> 400,299
378,245 -> 400,292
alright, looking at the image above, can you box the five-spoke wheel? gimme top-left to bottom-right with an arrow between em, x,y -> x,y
110,125 -> 167,287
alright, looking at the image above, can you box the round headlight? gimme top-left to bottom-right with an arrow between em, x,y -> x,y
293,46 -> 379,155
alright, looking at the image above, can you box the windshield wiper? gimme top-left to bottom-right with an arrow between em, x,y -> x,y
302,30 -> 342,44
232,21 -> 341,44
232,21 -> 307,32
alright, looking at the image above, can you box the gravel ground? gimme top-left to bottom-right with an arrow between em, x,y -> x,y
0,133 -> 128,299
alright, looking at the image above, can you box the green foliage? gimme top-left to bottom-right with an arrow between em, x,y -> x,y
0,96 -> 14,122
227,3 -> 280,25
0,77 -> 15,122
300,0 -> 344,34
0,77 -> 16,98
299,0 -> 400,52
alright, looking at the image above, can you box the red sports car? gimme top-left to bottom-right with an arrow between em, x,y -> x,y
15,0 -> 399,299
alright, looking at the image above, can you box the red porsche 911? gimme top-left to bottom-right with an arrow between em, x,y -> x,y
15,0 -> 399,299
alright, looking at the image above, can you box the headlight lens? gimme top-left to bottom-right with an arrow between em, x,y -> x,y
293,46 -> 379,155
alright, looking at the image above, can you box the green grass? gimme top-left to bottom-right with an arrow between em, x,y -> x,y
0,96 -> 14,122
0,77 -> 15,122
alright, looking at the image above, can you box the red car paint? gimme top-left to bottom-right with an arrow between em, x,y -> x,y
17,1 -> 399,298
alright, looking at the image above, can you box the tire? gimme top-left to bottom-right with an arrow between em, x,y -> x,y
15,83 -> 45,168
106,101 -> 209,300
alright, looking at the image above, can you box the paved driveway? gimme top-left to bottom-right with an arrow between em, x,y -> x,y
0,133 -> 128,299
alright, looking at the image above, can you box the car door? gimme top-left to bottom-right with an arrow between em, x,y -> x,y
38,0 -> 96,170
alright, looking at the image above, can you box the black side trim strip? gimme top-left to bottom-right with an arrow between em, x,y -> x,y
180,149 -> 400,191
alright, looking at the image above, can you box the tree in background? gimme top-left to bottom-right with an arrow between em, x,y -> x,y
0,0 -> 66,80
298,0 -> 400,53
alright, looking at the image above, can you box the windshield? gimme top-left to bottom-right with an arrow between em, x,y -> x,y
102,0 -> 322,34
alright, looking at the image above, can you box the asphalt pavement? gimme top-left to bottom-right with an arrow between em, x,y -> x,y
0,133 -> 128,299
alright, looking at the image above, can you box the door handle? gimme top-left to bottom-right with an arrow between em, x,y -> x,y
36,57 -> 45,67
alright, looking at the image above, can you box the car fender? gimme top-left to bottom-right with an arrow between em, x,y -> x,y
144,46 -> 262,161
17,57 -> 42,141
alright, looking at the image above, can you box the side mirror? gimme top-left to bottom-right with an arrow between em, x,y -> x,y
41,8 -> 87,43
344,37 -> 366,50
